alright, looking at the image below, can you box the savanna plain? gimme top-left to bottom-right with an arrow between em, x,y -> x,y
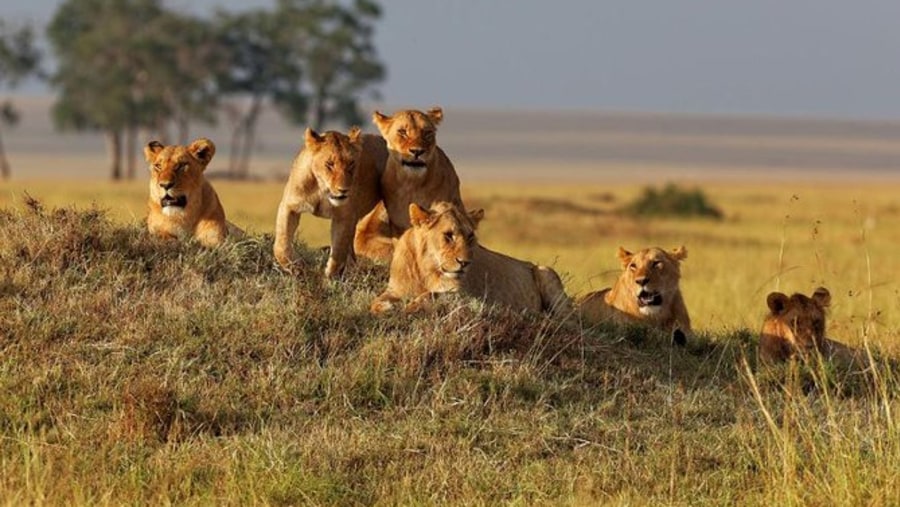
2,106 -> 900,505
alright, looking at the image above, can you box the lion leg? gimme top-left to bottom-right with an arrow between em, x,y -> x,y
370,289 -> 402,315
354,201 -> 395,263
274,200 -> 302,273
326,216 -> 354,279
533,265 -> 573,318
194,219 -> 228,247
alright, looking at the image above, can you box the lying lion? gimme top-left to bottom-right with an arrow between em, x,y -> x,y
273,127 -> 387,278
145,138 -> 241,247
760,287 -> 860,364
370,202 -> 572,317
578,246 -> 691,345
354,107 -> 463,262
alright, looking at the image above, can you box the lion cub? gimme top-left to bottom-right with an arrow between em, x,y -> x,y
370,202 -> 572,317
760,287 -> 859,364
354,107 -> 463,262
145,138 -> 240,247
578,246 -> 691,345
274,127 -> 387,278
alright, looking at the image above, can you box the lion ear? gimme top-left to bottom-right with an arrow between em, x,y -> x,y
305,128 -> 325,147
188,138 -> 215,167
347,126 -> 362,144
144,141 -> 165,164
409,203 -> 432,227
812,287 -> 831,308
616,246 -> 633,268
767,292 -> 789,315
468,208 -> 485,228
670,246 -> 688,261
427,106 -> 443,126
372,111 -> 392,134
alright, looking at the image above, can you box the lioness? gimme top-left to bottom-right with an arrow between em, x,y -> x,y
760,287 -> 859,364
274,127 -> 387,277
354,107 -> 463,262
145,138 -> 240,247
370,202 -> 572,317
578,246 -> 691,345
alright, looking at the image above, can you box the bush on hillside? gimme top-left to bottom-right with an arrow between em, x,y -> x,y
622,183 -> 723,220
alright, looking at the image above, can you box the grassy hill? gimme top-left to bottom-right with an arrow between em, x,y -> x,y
1,200 -> 898,505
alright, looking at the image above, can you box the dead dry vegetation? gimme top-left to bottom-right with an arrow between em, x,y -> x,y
1,201 -> 899,505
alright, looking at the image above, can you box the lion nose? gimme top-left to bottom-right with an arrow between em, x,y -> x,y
336,187 -> 349,195
159,181 -> 175,190
410,148 -> 425,158
635,276 -> 649,286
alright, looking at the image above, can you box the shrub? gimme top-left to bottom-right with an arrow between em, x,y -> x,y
623,183 -> 723,219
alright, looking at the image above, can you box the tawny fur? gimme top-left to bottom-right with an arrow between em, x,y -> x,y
145,138 -> 241,247
759,287 -> 859,364
354,107 -> 463,262
274,127 -> 387,278
370,202 -> 572,318
578,246 -> 691,340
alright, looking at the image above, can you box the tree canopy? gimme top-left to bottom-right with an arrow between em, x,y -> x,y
45,0 -> 385,180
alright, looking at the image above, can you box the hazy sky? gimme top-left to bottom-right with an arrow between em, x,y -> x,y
8,0 -> 900,119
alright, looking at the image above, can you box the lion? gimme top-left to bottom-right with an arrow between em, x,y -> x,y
759,287 -> 860,364
370,202 -> 573,318
354,107 -> 463,262
145,138 -> 241,247
273,127 -> 387,278
578,246 -> 691,345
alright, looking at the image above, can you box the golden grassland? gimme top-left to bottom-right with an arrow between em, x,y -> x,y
1,176 -> 900,504
3,177 -> 899,341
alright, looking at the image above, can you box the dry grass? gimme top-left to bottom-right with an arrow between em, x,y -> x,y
0,178 -> 899,504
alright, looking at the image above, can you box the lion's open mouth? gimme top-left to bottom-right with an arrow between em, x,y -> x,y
401,159 -> 427,169
637,290 -> 663,307
161,195 -> 187,208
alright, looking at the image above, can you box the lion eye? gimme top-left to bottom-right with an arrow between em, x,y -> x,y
443,231 -> 454,243
153,164 -> 162,172
397,128 -> 407,138
325,161 -> 334,172
653,261 -> 664,269
628,263 -> 637,271
466,233 -> 476,244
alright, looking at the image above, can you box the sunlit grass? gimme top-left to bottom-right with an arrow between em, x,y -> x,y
1,189 -> 899,504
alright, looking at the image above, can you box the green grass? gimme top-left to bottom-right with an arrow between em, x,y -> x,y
1,198 -> 899,504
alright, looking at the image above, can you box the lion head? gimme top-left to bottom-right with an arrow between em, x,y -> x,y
763,287 -> 831,353
408,201 -> 484,287
617,246 -> 687,317
372,107 -> 443,172
144,138 -> 215,216
304,126 -> 363,207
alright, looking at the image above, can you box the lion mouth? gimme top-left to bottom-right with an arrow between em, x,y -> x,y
328,193 -> 349,206
401,159 -> 427,169
440,266 -> 467,279
637,290 -> 663,307
161,195 -> 187,208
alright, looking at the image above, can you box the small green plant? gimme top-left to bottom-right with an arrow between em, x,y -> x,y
623,183 -> 723,219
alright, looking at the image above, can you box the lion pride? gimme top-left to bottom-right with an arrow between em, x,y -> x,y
370,202 -> 572,317
354,107 -> 463,262
145,138 -> 240,247
273,127 -> 387,278
578,246 -> 691,345
759,287 -> 859,364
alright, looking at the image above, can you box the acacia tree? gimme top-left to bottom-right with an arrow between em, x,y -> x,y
0,22 -> 41,180
215,0 -> 385,178
299,0 -> 385,129
47,0 -> 215,180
